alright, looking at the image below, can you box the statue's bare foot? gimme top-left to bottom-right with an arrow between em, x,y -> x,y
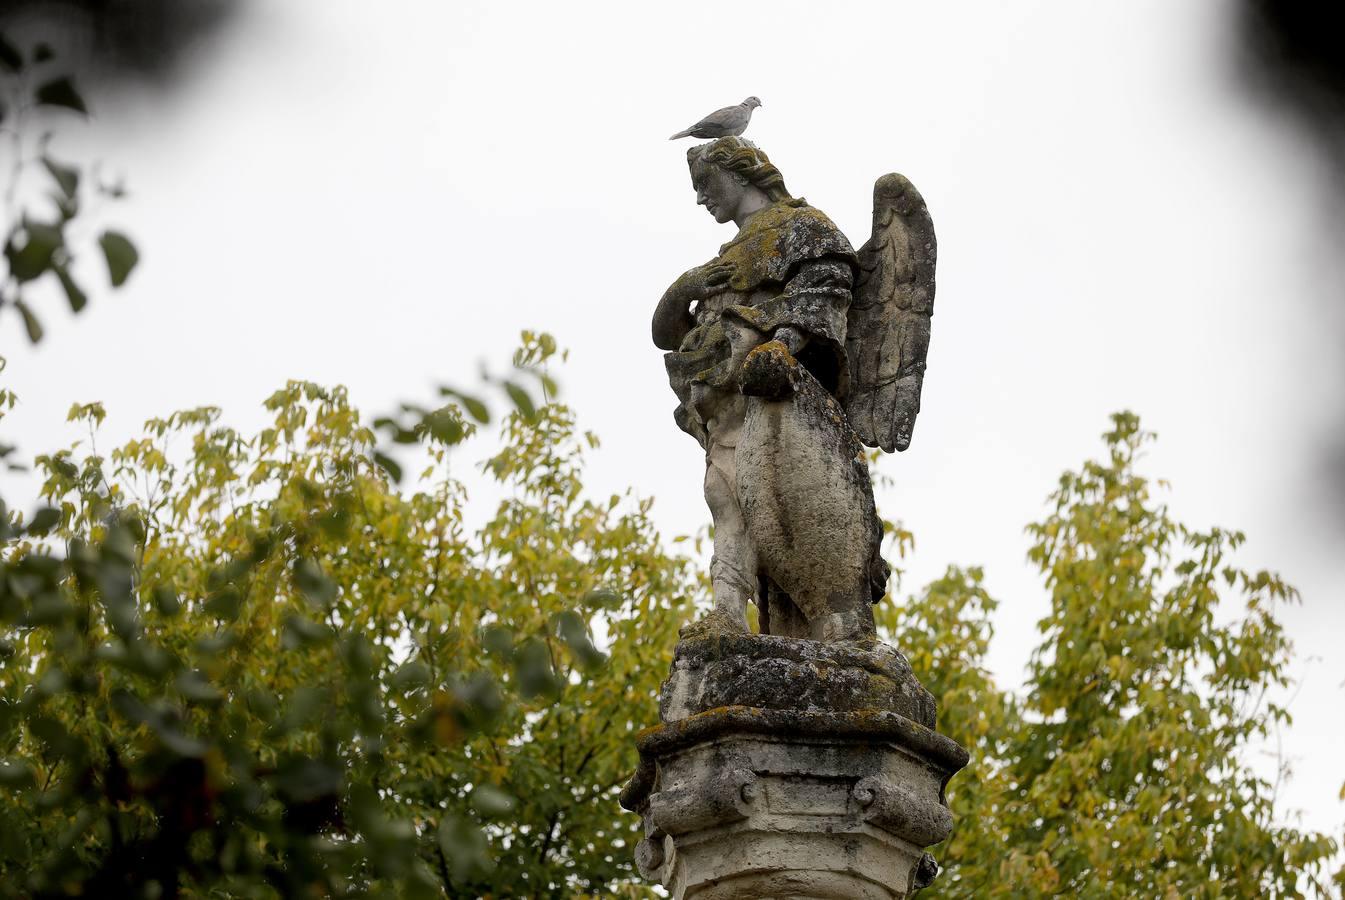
679,606 -> 750,639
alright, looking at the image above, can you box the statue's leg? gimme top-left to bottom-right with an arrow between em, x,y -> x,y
701,428 -> 755,633
737,341 -> 884,643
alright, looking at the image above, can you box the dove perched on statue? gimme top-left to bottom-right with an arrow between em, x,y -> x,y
669,96 -> 762,140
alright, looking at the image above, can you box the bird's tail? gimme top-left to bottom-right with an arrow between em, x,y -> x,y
668,128 -> 693,140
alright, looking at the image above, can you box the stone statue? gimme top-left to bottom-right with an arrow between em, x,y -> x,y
652,136 -> 935,643
623,134 -> 962,900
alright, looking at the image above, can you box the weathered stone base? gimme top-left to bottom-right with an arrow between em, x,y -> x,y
622,636 -> 968,899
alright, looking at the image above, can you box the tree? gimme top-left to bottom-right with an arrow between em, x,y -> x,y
882,413 -> 1341,898
0,333 -> 693,898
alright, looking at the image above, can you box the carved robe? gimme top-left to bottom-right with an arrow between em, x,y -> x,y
661,199 -> 884,639
663,198 -> 858,448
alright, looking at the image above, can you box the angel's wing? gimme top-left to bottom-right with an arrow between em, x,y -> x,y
844,173 -> 937,453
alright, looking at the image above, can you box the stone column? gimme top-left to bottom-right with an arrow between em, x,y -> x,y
620,634 -> 967,899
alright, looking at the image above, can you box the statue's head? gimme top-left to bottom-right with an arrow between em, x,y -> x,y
687,136 -> 790,225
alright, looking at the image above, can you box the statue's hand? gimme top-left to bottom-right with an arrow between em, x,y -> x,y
675,261 -> 735,304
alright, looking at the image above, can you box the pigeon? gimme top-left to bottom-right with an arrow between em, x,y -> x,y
668,96 -> 762,140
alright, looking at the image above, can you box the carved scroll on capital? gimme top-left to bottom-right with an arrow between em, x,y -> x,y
648,766 -> 758,837
852,775 -> 953,847
634,835 -> 666,879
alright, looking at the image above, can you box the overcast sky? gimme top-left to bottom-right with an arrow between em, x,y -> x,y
2,1 -> 1341,837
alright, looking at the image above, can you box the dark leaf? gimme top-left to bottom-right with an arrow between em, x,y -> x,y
514,639 -> 562,699
342,634 -> 375,677
554,609 -> 606,670
54,265 -> 87,312
420,406 -> 465,445
6,222 -> 63,282
35,77 -> 87,115
282,613 -> 334,649
504,380 -> 537,421
99,230 -> 138,286
480,624 -> 513,656
26,507 -> 60,535
390,661 -> 431,691
152,585 -> 181,617
175,670 -> 223,704
439,387 -> 490,424
470,783 -> 516,817
438,815 -> 494,881
0,35 -> 20,73
204,587 -> 243,621
42,157 -> 79,198
272,756 -> 342,804
292,557 -> 338,608
194,631 -> 238,655
154,722 -> 209,758
0,758 -> 36,790
33,43 -> 53,63
27,592 -> 72,625
583,587 -> 623,610
372,451 -> 403,483
15,299 -> 42,343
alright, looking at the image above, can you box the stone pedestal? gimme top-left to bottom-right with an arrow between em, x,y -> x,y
620,634 -> 967,899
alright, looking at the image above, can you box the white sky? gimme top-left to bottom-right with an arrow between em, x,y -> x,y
2,1 -> 1342,838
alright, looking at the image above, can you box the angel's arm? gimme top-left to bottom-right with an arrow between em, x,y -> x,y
772,258 -> 854,355
652,284 -> 695,351
652,262 -> 736,350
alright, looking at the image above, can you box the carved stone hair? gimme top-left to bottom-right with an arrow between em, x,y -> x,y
688,136 -> 792,202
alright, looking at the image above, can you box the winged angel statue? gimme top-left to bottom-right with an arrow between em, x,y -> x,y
652,137 -> 936,643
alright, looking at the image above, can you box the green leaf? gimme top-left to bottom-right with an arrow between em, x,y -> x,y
35,77 -> 87,115
282,613 -> 334,648
504,380 -> 537,421
272,756 -> 341,804
292,557 -> 338,608
6,222 -> 63,282
42,156 -> 79,199
481,624 -> 514,656
99,230 -> 139,286
372,451 -> 403,483
0,758 -> 36,790
14,299 -> 42,343
554,609 -> 606,670
175,670 -> 223,704
440,387 -> 490,424
470,783 -> 516,817
54,265 -> 87,312
438,815 -> 494,881
205,587 -> 243,621
152,585 -> 181,617
26,506 -> 60,535
420,406 -> 465,445
390,661 -> 431,691
514,639 -> 562,699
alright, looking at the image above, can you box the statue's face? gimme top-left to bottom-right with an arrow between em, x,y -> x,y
693,165 -> 750,225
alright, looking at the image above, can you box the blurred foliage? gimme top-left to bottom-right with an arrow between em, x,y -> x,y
881,413 -> 1342,898
1,32 -> 138,345
0,332 -> 694,898
3,26 -> 1340,899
